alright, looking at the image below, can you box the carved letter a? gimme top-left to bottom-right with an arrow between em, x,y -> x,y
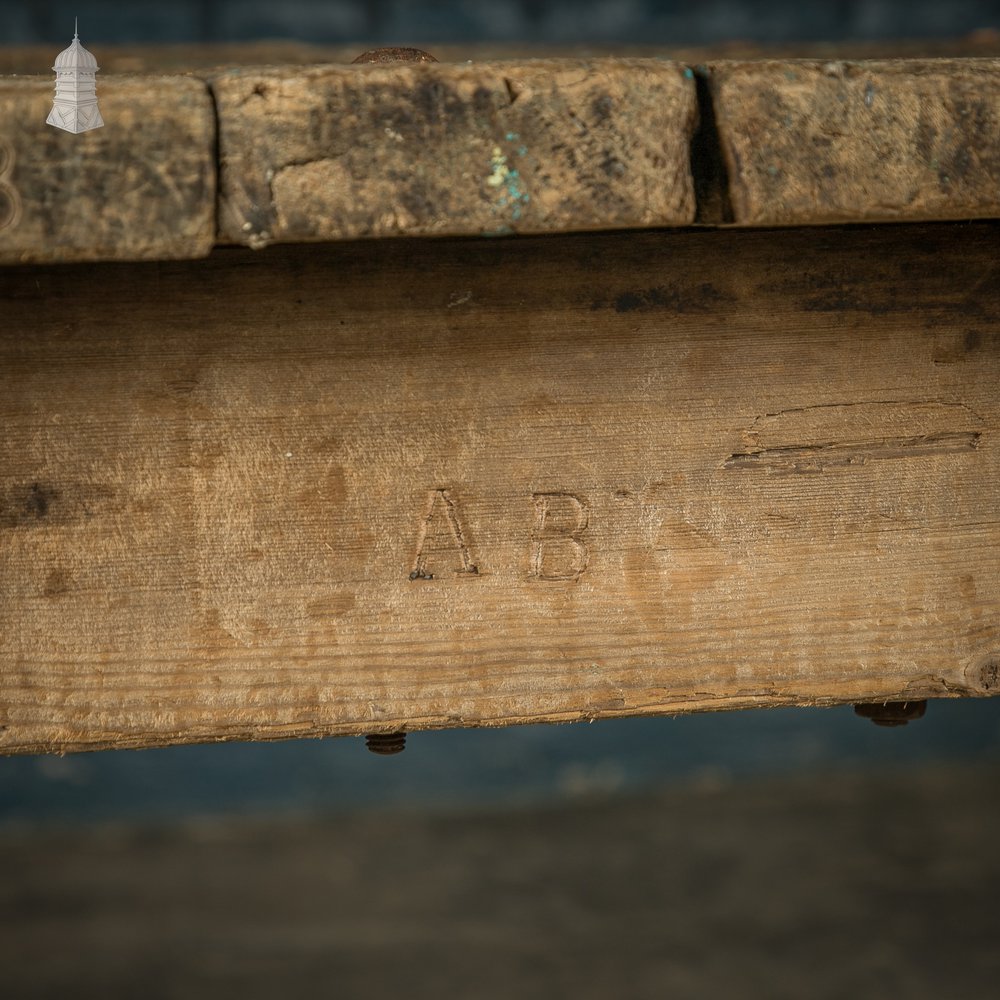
411,489 -> 478,579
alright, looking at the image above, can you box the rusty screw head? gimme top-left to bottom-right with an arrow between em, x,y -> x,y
352,47 -> 437,64
365,732 -> 407,755
854,700 -> 927,727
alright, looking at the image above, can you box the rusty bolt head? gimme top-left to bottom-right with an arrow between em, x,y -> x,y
854,701 -> 927,727
352,48 -> 438,64
365,732 -> 407,755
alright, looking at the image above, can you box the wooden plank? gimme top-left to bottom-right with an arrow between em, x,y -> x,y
0,77 -> 215,264
213,59 -> 697,246
1,222 -> 998,754
709,59 -> 1000,226
4,55 -> 1000,255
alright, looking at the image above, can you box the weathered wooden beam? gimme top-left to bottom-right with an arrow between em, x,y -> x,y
0,77 -> 216,265
708,59 -> 1000,226
213,59 -> 698,246
1,222 -> 997,754
3,56 -> 1000,262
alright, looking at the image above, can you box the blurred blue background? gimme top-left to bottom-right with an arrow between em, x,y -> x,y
0,0 -> 998,46
3,701 -> 999,825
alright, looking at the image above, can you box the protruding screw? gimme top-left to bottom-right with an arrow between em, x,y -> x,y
854,700 -> 927,727
365,732 -> 407,755
352,47 -> 437,64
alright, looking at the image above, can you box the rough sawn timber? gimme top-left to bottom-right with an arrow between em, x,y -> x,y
3,57 -> 1000,262
214,59 -> 697,247
0,76 -> 215,265
0,222 -> 998,754
3,37 -> 1000,76
708,59 -> 1000,226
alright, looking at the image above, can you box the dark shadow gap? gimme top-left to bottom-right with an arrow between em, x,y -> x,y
689,66 -> 734,225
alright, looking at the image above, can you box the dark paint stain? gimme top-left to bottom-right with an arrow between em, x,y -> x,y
1,482 -> 114,529
26,482 -> 54,517
950,144 -> 973,180
591,93 -> 614,123
397,177 -> 446,223
43,569 -> 71,598
605,282 -> 734,314
915,117 -> 937,164
473,85 -> 498,115
600,151 -> 626,178
934,327 -> 999,364
379,80 -> 467,140
412,79 -> 461,125
800,290 -> 893,315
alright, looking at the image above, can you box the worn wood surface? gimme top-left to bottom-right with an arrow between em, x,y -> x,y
1,222 -> 997,754
214,59 -> 697,246
709,59 -> 1000,226
0,77 -> 215,265
4,36 -> 1000,75
2,55 -> 1000,260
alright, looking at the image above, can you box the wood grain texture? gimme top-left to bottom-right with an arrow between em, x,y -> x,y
709,59 -> 1000,225
3,55 -> 1000,258
5,37 -> 1000,76
1,222 -> 998,754
0,77 -> 216,264
214,59 -> 697,247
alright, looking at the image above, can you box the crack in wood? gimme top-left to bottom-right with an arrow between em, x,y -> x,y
726,400 -> 984,473
725,430 -> 981,472
0,482 -> 116,528
689,66 -> 733,225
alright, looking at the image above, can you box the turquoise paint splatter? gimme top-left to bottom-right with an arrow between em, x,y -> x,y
683,67 -> 694,79
486,144 -> 531,222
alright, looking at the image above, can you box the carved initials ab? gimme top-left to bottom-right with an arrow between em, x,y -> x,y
410,490 -> 589,581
